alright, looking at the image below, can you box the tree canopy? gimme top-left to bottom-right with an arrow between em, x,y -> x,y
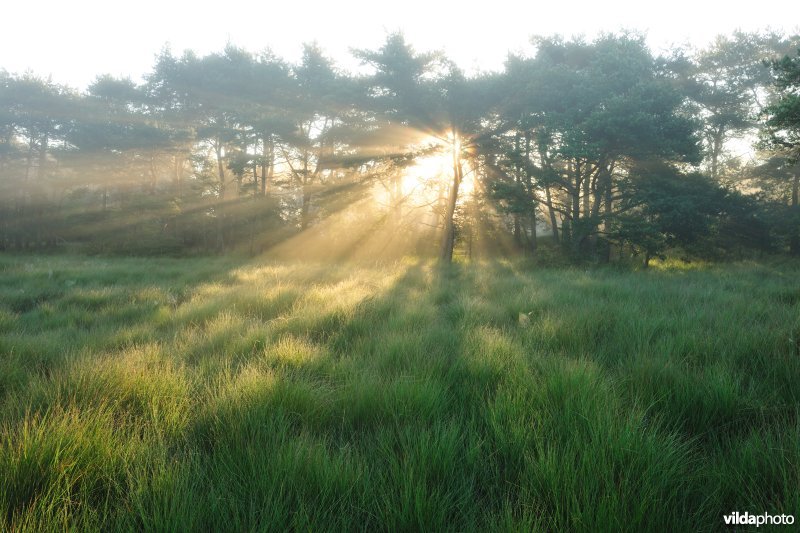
1,31 -> 799,261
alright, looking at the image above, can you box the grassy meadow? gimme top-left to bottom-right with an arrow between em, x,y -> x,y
0,254 -> 799,531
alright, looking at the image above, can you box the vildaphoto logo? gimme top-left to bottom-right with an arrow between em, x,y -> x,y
723,511 -> 795,527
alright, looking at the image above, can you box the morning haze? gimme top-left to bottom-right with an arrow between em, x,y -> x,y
1,2 -> 800,530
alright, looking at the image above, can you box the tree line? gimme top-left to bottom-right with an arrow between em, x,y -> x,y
1,31 -> 799,263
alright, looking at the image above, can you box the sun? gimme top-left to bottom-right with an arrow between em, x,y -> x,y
399,136 -> 476,202
370,134 -> 477,219
401,152 -> 447,196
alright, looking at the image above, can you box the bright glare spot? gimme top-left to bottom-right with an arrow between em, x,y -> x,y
402,153 -> 448,196
460,168 -> 475,197
449,132 -> 462,156
397,135 -> 475,203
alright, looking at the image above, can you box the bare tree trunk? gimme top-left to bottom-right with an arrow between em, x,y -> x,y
571,160 -> 582,254
545,185 -> 559,244
251,143 -> 259,197
710,127 -> 724,180
260,138 -> 268,196
582,165 -> 591,217
260,135 -> 273,196
587,161 -> 613,261
173,154 -> 183,241
301,186 -> 312,230
25,131 -> 35,182
581,162 -> 594,252
440,132 -> 463,263
539,144 -> 560,244
37,130 -> 48,180
148,154 -> 158,195
524,133 -> 537,255
215,140 -> 226,252
791,173 -> 800,256
513,132 -> 522,247
299,141 -> 313,230
35,130 -> 49,246
602,171 -> 614,262
590,165 -> 605,221
266,138 -> 274,195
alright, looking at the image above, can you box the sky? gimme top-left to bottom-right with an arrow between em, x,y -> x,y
2,0 -> 798,89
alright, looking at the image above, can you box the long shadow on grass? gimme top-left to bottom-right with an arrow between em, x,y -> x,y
184,259 -> 703,531
1,255 -> 405,528
170,259 -> 703,531
0,254 -> 258,406
192,258 -> 798,531
6,257 -> 798,530
166,260 -> 525,531
479,260 -> 800,525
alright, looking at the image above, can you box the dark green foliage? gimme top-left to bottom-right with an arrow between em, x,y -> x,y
611,164 -> 769,261
1,32 -> 799,260
764,49 -> 800,157
760,48 -> 800,254
488,34 -> 702,258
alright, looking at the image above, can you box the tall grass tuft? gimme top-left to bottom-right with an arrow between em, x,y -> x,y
0,254 -> 798,530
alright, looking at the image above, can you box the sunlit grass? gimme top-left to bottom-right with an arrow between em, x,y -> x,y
0,254 -> 799,530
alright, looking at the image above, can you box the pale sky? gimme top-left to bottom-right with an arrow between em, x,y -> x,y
2,0 -> 798,89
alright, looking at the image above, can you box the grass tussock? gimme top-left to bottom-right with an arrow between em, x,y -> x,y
0,254 -> 799,531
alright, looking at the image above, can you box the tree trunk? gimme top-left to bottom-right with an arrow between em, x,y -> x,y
215,141 -> 226,252
582,163 -> 590,219
513,132 -> 522,247
260,135 -> 273,196
523,133 -> 537,254
571,160 -> 582,254
791,173 -> 800,256
173,154 -> 183,241
37,130 -> 48,180
36,130 -> 49,246
174,153 -> 183,193
266,139 -> 274,195
545,185 -> 559,244
440,133 -> 463,263
25,131 -> 35,182
710,127 -> 724,180
520,213 -> 537,256
590,162 -> 611,260
148,154 -> 158,195
602,171 -> 614,262
539,143 -> 560,244
251,145 -> 259,197
301,180 -> 312,230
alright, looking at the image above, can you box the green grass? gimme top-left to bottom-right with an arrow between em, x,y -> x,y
1,254 -> 799,531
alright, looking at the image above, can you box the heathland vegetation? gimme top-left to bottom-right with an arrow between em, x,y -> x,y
1,255 -> 799,530
2,28 -> 800,531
